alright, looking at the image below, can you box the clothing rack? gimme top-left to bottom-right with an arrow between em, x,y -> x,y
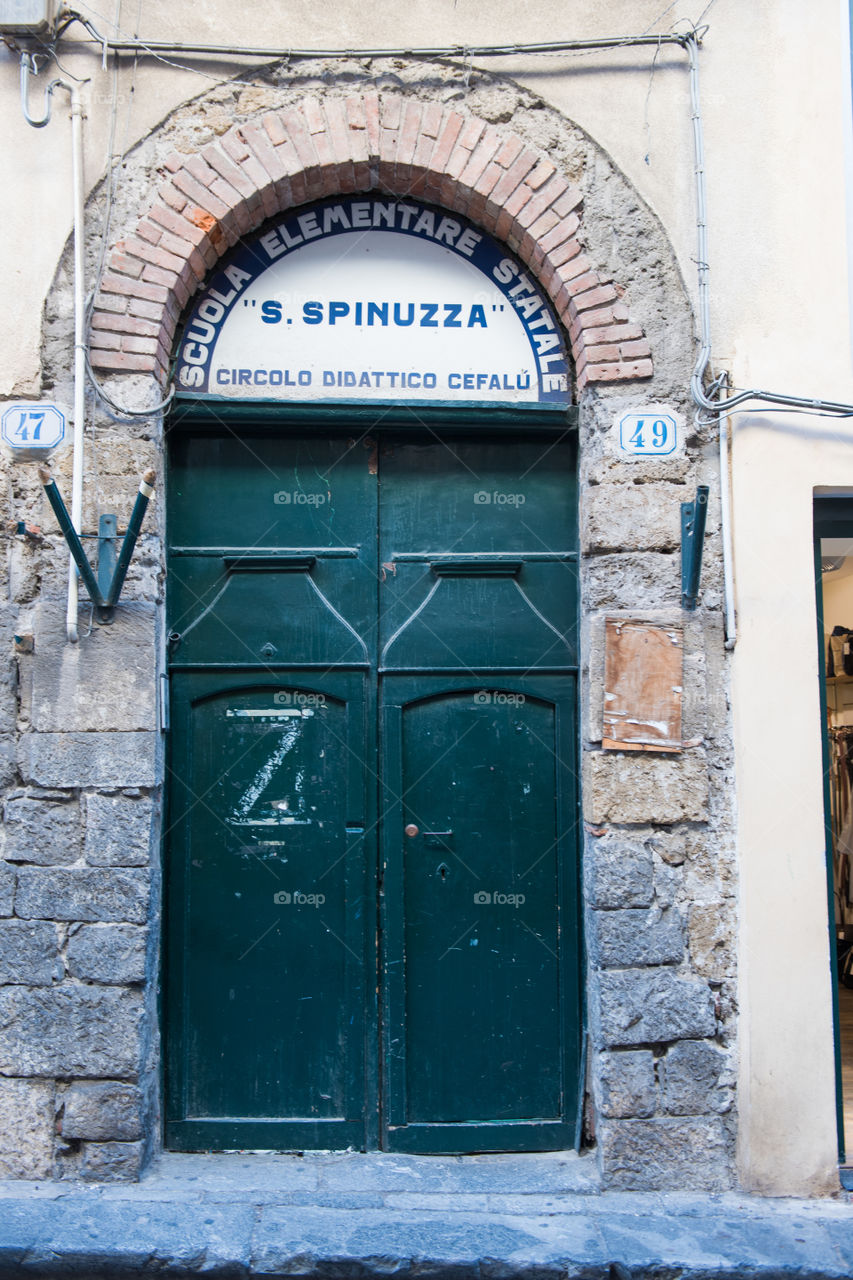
829,725 -> 853,926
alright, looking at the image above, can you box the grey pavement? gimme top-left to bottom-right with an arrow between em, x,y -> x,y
0,1150 -> 850,1278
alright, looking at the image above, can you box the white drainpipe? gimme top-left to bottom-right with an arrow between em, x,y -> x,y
718,385 -> 737,649
20,54 -> 86,642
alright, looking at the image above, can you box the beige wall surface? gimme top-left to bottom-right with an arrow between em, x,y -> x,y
720,1 -> 853,1197
1,0 -> 851,1194
731,425 -> 851,1197
0,0 -> 724,395
2,1 -> 849,394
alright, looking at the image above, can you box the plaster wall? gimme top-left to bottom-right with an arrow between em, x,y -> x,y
0,0 -> 848,1196
721,0 -> 853,1194
2,0 -> 847,397
731,426 -> 850,1197
0,0 -> 831,396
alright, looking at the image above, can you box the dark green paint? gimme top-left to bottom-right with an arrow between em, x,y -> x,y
680,485 -> 709,610
813,500 -> 850,1165
170,397 -> 579,430
165,420 -> 580,1153
39,470 -> 154,619
381,676 -> 579,1151
166,673 -> 368,1150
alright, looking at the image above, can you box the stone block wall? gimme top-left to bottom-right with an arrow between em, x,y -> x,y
579,393 -> 736,1189
0,784 -> 158,1178
1,430 -> 161,1178
0,56 -> 735,1187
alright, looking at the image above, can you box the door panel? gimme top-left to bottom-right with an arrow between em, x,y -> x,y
167,431 -> 377,667
165,674 -> 368,1151
381,676 -> 579,1151
380,566 -> 576,671
377,432 -> 580,1151
378,434 -> 578,671
171,559 -> 371,668
403,690 -> 561,1123
167,432 -> 374,552
165,422 -> 580,1153
376,435 -> 577,554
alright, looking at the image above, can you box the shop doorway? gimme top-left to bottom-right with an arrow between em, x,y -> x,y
815,497 -> 853,1175
163,417 -> 582,1153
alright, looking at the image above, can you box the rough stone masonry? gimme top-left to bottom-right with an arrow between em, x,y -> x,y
0,56 -> 735,1187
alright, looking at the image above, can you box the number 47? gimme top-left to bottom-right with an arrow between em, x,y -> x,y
14,411 -> 45,441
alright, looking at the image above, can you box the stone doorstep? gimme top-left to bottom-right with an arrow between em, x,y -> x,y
0,1152 -> 850,1278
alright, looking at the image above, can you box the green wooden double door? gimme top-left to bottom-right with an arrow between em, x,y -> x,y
165,421 -> 581,1152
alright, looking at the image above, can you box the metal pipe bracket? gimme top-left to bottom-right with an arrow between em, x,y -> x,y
38,466 -> 156,622
681,485 -> 709,610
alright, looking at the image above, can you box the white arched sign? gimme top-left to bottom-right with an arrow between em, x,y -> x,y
175,197 -> 571,406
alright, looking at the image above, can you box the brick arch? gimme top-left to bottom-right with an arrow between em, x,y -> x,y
89,92 -> 653,391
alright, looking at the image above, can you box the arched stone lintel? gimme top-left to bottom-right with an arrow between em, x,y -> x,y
89,92 -> 654,391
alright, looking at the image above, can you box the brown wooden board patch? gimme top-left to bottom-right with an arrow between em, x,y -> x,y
602,619 -> 683,753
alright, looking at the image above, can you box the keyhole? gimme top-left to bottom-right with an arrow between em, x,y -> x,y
437,862 -> 449,881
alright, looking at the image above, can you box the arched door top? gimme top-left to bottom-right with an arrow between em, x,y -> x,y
89,92 -> 652,393
173,194 -> 573,407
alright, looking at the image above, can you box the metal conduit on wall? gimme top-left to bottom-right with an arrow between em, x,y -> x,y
15,16 -> 853,653
17,16 -> 853,422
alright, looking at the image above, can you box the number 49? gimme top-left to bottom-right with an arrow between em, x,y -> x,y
629,418 -> 671,450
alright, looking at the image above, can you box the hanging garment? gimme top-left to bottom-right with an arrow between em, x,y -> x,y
829,626 -> 853,677
837,794 -> 853,919
836,815 -> 853,923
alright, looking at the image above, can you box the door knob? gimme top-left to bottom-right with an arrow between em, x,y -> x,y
404,823 -> 419,838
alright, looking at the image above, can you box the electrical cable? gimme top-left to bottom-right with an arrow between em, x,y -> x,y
35,10 -> 853,424
82,0 -> 174,421
84,348 -> 175,421
57,12 -> 697,61
51,8 -> 702,419
683,31 -> 853,421
85,0 -> 123,445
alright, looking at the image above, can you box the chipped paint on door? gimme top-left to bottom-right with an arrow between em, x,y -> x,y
164,423 -> 581,1153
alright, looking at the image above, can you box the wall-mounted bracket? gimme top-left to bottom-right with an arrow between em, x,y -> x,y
38,466 -> 156,623
681,485 -> 709,610
97,514 -> 118,606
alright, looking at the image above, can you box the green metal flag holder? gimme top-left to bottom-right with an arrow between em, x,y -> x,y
38,465 -> 156,623
681,485 -> 709,611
